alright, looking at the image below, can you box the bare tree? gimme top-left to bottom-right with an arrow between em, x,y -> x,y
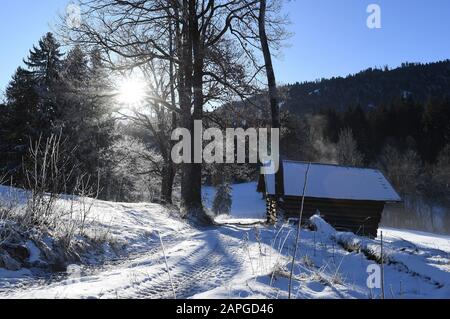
380,144 -> 421,196
337,128 -> 364,167
59,1 -> 241,219
119,59 -> 177,204
24,133 -> 75,226
258,0 -> 285,207
258,0 -> 279,130
60,0 -> 288,223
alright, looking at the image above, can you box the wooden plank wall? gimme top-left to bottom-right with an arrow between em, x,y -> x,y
281,196 -> 385,238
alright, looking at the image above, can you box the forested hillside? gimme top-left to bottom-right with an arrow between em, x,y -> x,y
284,60 -> 450,114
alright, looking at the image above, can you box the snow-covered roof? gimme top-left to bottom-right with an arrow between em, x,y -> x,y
264,161 -> 401,202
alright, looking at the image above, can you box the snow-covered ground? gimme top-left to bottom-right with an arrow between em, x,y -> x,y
381,227 -> 450,254
0,183 -> 449,299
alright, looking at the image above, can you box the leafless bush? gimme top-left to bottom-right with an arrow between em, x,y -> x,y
0,136 -> 116,273
22,133 -> 75,227
0,176 -> 19,245
0,176 -> 10,221
20,133 -> 103,252
60,173 -> 101,250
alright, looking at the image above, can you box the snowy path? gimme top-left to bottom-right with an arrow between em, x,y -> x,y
0,230 -> 246,299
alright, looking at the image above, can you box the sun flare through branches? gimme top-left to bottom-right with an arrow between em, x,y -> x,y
117,76 -> 147,106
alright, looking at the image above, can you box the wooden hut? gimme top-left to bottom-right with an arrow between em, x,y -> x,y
258,160 -> 402,237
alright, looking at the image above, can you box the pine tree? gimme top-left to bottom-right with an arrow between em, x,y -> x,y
0,103 -> 9,174
1,34 -> 65,183
431,144 -> 450,200
57,45 -> 91,184
212,182 -> 232,216
422,97 -> 450,162
24,32 -> 62,85
1,37 -> 118,194
24,32 -> 63,133
1,67 -> 40,176
212,166 -> 232,216
64,45 -> 88,84
57,46 -> 117,195
86,48 -> 118,199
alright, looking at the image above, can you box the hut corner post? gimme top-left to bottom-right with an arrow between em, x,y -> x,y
267,159 -> 285,224
266,196 -> 278,224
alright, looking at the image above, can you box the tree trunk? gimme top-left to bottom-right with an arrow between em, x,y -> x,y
259,0 -> 280,130
187,0 -> 209,223
175,1 -> 208,223
259,0 -> 284,217
160,14 -> 179,207
177,0 -> 192,215
160,161 -> 175,204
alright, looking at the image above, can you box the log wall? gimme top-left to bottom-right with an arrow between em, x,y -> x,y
280,196 -> 385,238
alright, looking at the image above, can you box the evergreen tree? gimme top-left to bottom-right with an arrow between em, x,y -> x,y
1,67 -> 40,176
421,97 -> 450,162
1,36 -> 117,196
431,144 -> 450,201
85,48 -> 118,199
64,45 -> 89,84
322,108 -> 342,143
342,105 -> 371,157
0,102 -> 8,173
212,182 -> 232,216
24,32 -> 63,133
212,166 -> 232,216
24,32 -> 62,85
57,46 -> 117,195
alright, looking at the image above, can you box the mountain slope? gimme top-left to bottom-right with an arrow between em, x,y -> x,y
284,60 -> 450,114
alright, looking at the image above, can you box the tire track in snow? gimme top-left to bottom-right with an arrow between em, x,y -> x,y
0,229 -> 247,299
113,232 -> 244,299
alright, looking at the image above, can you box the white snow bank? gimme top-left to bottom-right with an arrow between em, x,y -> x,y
311,215 -> 450,297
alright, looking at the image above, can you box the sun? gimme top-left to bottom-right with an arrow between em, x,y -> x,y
117,77 -> 147,105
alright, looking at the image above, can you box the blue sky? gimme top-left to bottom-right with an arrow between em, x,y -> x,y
1,0 -> 450,94
0,0 -> 68,94
276,0 -> 450,84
